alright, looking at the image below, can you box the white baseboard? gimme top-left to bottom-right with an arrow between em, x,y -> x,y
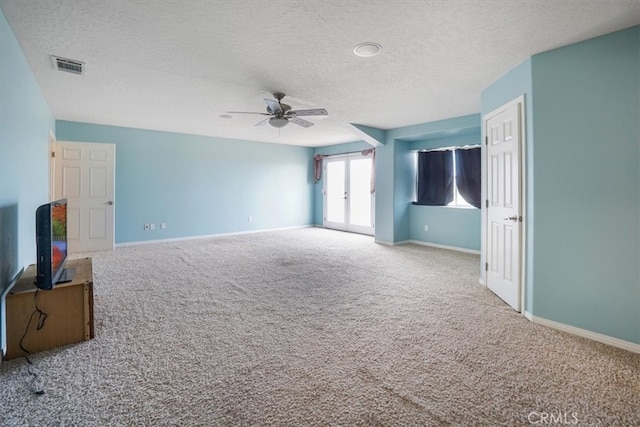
374,239 -> 411,246
375,239 -> 481,255
116,225 -> 313,247
526,312 -> 640,354
407,240 -> 481,255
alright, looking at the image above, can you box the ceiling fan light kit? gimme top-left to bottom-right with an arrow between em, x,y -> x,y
227,93 -> 328,129
269,117 -> 289,128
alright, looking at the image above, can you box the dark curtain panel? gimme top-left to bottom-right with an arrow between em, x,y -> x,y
416,150 -> 454,205
313,154 -> 326,183
362,148 -> 375,194
455,148 -> 482,208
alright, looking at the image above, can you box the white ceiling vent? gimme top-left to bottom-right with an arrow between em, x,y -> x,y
51,56 -> 84,75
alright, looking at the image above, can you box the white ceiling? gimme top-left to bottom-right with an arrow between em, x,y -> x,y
2,0 -> 639,147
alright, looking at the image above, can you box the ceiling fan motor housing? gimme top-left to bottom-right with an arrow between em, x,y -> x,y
267,103 -> 291,117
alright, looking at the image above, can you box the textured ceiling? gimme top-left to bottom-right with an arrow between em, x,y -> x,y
2,0 -> 639,147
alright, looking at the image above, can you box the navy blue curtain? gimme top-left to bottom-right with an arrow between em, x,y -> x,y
455,148 -> 481,208
415,150 -> 454,205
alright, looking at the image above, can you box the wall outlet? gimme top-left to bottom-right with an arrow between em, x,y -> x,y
144,224 -> 150,231
424,225 -> 429,232
150,223 -> 155,230
161,222 -> 166,230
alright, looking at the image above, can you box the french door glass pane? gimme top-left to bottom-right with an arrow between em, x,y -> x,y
326,161 -> 345,223
349,158 -> 372,227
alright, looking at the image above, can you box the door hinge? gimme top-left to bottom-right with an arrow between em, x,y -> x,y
485,262 -> 488,271
51,151 -> 55,158
486,199 -> 489,208
485,136 -> 488,145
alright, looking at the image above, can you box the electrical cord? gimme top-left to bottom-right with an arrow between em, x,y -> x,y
18,290 -> 47,395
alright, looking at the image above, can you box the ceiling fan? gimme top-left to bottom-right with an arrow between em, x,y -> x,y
228,93 -> 328,128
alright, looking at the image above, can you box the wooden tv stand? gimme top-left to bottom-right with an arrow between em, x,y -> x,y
5,257 -> 94,360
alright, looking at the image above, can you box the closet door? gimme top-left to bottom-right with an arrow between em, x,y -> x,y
485,98 -> 523,311
55,141 -> 116,253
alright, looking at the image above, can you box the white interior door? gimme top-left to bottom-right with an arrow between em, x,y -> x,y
54,141 -> 116,253
323,153 -> 374,235
485,100 -> 522,311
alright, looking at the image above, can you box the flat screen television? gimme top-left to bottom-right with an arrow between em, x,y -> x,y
35,199 -> 75,290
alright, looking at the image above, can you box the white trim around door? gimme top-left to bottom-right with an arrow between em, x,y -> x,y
322,151 -> 375,236
54,141 -> 116,253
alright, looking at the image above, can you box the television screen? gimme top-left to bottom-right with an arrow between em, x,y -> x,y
50,201 -> 67,277
36,199 -> 73,290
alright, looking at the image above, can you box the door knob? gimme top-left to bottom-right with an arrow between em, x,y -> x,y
504,215 -> 520,222
104,201 -> 114,206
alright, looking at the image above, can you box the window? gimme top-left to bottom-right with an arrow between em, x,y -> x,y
450,152 -> 472,207
414,146 -> 481,208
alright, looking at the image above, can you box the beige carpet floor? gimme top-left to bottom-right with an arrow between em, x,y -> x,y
1,227 -> 638,426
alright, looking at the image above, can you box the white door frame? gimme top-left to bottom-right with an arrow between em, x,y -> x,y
54,141 -> 116,253
48,130 -> 56,201
323,155 -> 348,232
481,95 -> 527,312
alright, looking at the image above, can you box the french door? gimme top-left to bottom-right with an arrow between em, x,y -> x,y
323,153 -> 374,235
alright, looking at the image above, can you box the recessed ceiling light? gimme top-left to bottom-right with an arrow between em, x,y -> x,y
219,114 -> 233,119
353,42 -> 382,58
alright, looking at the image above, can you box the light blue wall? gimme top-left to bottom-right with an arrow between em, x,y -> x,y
313,116 -> 482,251
529,26 -> 639,343
481,59 -> 534,310
312,141 -> 372,226
374,139 -> 396,243
0,10 -> 55,290
386,115 -> 482,248
408,131 -> 482,251
56,121 -> 314,244
1,10 -> 55,357
482,26 -> 640,345
393,139 -> 413,243
387,114 -> 480,142
385,115 -> 481,245
409,206 -> 480,250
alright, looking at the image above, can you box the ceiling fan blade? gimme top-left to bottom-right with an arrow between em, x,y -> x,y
290,116 -> 314,128
264,98 -> 283,116
254,118 -> 270,126
227,111 -> 271,116
290,108 -> 328,117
